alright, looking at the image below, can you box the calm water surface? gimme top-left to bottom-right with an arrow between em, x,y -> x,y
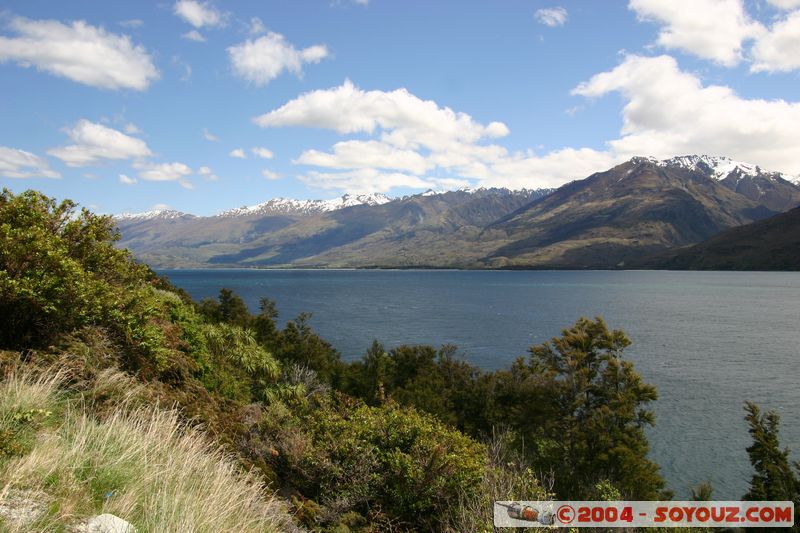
160,269 -> 800,498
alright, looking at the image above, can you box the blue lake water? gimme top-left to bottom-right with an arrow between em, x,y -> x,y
160,269 -> 800,498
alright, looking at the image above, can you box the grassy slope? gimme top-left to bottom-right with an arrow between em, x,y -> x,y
0,370 -> 295,532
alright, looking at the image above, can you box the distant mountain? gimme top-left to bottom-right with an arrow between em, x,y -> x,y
638,206 -> 800,270
114,155 -> 800,269
115,209 -> 196,222
114,188 -> 549,268
652,155 -> 800,212
477,157 -> 778,268
217,193 -> 391,218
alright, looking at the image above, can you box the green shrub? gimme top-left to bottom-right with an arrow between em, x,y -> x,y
261,395 -> 486,530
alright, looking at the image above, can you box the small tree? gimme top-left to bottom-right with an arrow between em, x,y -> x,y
743,402 -> 800,501
521,317 -> 664,498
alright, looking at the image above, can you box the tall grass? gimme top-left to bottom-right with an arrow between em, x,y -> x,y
0,370 -> 298,532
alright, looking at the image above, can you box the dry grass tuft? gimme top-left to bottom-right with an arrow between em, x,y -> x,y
0,370 -> 299,532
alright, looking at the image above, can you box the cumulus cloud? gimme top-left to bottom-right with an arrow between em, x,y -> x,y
629,0 -> 763,67
299,169 -> 450,195
48,120 -> 152,167
229,148 -> 246,158
257,80 -> 612,193
134,161 -> 194,189
228,32 -> 329,86
0,17 -> 159,90
296,140 -> 432,175
0,147 -> 61,179
751,11 -> 800,72
173,0 -> 226,28
535,7 -> 568,27
182,30 -> 206,42
572,54 -> 800,174
251,147 -> 274,159
255,80 -> 509,153
119,173 -> 137,185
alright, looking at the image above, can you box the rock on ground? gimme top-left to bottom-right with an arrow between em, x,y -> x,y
86,514 -> 137,533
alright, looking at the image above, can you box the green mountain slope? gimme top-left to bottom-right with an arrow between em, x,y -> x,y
639,206 -> 800,270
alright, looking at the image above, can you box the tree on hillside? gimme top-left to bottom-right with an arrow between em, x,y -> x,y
0,189 -> 150,349
505,317 -> 664,498
743,402 -> 800,500
198,288 -> 251,329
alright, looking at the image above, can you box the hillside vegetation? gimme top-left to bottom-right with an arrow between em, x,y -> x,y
2,188 -> 799,531
640,205 -> 800,270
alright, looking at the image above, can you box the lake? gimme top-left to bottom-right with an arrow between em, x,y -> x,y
160,269 -> 800,498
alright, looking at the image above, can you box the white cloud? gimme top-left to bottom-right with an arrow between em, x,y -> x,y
229,148 -> 246,159
300,168 -> 444,194
151,203 -> 171,211
202,128 -> 219,142
476,148 -> 617,190
0,17 -> 159,90
535,7 -> 568,27
119,173 -> 137,185
134,161 -> 194,189
768,0 -> 800,9
751,11 -> 800,72
228,32 -> 329,86
296,140 -> 432,174
0,147 -> 60,179
251,147 -> 274,159
248,17 -> 266,35
353,0 -> 370,5
48,120 -> 152,167
262,169 -> 281,180
629,0 -> 763,67
123,122 -> 141,134
173,0 -> 226,28
198,165 -> 219,180
182,30 -> 206,42
257,80 -> 619,193
255,80 -> 509,153
572,54 -> 800,174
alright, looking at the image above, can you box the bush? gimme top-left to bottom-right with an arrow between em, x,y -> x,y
260,395 -> 486,531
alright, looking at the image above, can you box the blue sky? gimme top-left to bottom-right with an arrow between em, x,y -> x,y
1,0 -> 799,215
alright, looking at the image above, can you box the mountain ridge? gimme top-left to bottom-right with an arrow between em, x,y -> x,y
113,155 -> 800,269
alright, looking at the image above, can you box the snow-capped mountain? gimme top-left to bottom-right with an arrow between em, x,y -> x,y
632,154 -> 800,212
652,155 -> 799,185
114,209 -> 196,222
217,193 -> 392,218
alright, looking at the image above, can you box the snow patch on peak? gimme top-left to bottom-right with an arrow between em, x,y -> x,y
115,209 -> 194,221
217,193 -> 392,218
634,155 -> 800,184
659,155 -> 759,180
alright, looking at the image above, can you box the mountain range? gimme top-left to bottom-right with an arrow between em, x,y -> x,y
114,155 -> 800,269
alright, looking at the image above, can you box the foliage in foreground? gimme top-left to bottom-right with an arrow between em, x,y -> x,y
0,370 -> 294,532
743,401 -> 800,531
3,188 -> 798,531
